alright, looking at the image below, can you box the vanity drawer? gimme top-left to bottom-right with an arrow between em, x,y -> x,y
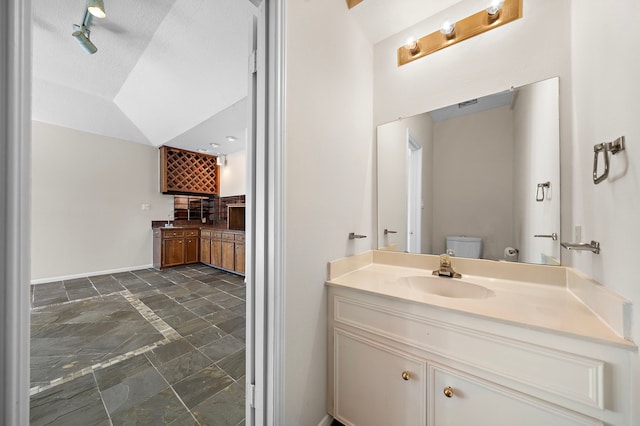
234,233 -> 245,242
185,229 -> 199,237
332,295 -> 604,411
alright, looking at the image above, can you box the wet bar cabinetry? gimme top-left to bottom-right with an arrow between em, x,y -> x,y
200,229 -> 245,275
153,228 -> 199,269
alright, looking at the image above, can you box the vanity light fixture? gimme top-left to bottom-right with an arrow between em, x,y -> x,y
406,37 -> 420,56
397,0 -> 523,67
87,0 -> 106,18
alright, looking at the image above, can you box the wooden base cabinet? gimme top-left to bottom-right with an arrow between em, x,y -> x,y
153,228 -> 199,269
328,288 -> 631,426
199,229 -> 244,275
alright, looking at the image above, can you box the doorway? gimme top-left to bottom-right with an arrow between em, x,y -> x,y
407,131 -> 423,254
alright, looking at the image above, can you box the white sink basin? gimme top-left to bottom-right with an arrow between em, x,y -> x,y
398,275 -> 494,299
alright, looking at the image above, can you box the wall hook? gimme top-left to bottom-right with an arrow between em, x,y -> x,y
593,136 -> 625,184
536,182 -> 550,202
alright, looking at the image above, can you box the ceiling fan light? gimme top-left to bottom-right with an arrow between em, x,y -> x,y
87,0 -> 106,18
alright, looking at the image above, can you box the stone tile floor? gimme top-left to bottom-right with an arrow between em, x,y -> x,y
30,265 -> 246,425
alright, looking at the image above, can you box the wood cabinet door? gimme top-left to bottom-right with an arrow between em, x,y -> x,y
200,237 -> 211,265
162,238 -> 184,267
185,238 -> 199,264
211,237 -> 222,267
431,365 -> 601,426
334,330 -> 426,426
221,240 -> 235,271
234,241 -> 245,274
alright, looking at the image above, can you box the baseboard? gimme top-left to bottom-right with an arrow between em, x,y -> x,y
317,414 -> 334,426
30,264 -> 154,285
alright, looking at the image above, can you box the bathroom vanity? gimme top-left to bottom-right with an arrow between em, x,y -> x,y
326,251 -> 635,426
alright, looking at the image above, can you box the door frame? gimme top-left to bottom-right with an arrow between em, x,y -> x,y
0,0 -> 286,424
406,130 -> 422,254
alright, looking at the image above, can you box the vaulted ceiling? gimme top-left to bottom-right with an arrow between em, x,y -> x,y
32,0 -> 255,155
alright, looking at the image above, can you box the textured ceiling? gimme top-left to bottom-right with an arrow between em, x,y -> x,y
32,0 -> 255,154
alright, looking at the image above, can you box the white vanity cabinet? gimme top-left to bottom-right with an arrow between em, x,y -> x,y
327,287 -> 631,426
430,365 -> 600,426
334,329 -> 427,425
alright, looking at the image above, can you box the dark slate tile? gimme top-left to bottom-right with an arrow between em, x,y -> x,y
108,333 -> 165,356
30,374 -> 108,426
168,412 -> 198,425
109,388 -> 189,425
217,349 -> 245,380
145,339 -> 195,365
230,326 -> 246,344
174,318 -> 211,336
163,311 -> 199,328
30,354 -> 100,384
200,335 -> 245,363
226,287 -> 246,300
214,296 -> 244,309
216,316 -> 246,335
228,304 -> 246,317
172,366 -> 234,409
100,365 -> 169,416
92,280 -> 125,295
32,294 -> 69,307
156,349 -> 212,385
185,326 -> 226,348
172,291 -> 203,304
202,309 -> 241,326
66,286 -> 100,300
94,355 -> 152,391
191,380 -> 245,426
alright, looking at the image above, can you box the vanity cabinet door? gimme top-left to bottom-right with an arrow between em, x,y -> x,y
185,237 -> 199,264
334,330 -> 426,426
200,236 -> 211,265
430,365 -> 601,426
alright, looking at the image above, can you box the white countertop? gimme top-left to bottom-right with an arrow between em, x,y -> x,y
326,256 -> 635,350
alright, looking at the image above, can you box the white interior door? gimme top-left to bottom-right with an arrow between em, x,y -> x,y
407,132 -> 423,253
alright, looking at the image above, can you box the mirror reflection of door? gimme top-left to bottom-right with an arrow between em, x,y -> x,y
407,132 -> 422,253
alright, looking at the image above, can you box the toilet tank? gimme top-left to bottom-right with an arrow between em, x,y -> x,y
446,236 -> 482,259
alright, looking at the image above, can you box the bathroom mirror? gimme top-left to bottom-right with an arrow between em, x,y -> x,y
377,77 -> 560,265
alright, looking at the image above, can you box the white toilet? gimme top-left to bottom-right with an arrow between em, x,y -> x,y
445,236 -> 483,259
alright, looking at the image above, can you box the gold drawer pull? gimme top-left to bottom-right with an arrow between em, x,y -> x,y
443,386 -> 454,398
401,371 -> 410,381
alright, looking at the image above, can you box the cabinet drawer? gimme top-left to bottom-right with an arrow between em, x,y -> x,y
162,229 -> 185,238
234,233 -> 245,242
222,232 -> 236,241
201,229 -> 213,238
333,296 -> 604,411
185,229 -> 199,237
212,231 -> 223,239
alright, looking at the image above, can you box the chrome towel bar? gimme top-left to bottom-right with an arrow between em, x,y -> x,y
593,136 -> 625,184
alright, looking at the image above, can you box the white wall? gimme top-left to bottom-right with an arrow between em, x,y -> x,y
284,0 -> 374,424
512,78 -> 560,264
432,106 -> 514,260
570,1 -> 640,422
219,149 -> 246,197
377,112 -> 433,253
31,121 -> 174,281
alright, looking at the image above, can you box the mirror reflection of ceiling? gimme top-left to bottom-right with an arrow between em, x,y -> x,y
430,90 -> 513,123
32,0 -> 255,154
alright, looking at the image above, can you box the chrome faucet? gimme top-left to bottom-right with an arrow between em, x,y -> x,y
432,254 -> 461,279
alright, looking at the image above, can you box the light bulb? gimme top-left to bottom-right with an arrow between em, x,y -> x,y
406,37 -> 420,55
486,0 -> 505,16
440,20 -> 456,37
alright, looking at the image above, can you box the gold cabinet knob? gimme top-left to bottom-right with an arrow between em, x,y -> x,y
443,386 -> 454,398
401,371 -> 411,381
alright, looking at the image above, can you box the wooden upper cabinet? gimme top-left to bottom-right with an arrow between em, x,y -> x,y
160,146 -> 220,196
